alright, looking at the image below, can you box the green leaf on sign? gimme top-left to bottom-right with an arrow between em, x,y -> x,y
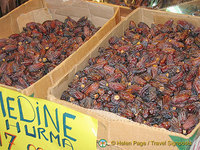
169,129 -> 198,150
29,93 -> 34,97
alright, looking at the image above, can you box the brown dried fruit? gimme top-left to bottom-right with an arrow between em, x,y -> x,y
61,19 -> 200,135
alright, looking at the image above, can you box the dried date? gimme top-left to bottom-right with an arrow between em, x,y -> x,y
61,19 -> 200,135
0,16 -> 99,88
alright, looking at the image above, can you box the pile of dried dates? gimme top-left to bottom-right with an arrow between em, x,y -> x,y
61,19 -> 200,134
0,16 -> 100,89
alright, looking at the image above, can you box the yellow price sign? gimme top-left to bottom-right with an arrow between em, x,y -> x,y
0,87 -> 98,150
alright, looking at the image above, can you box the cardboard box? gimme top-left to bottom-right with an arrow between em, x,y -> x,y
48,8 -> 200,150
0,0 -> 120,98
87,0 -> 132,19
0,0 -> 46,38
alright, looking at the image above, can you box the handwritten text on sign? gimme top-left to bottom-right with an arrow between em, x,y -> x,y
0,87 -> 98,150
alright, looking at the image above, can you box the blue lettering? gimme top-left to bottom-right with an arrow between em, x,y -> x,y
0,91 -> 6,117
62,138 -> 74,150
43,105 -> 59,132
7,97 -> 16,119
25,125 -> 36,138
6,120 -> 20,133
38,128 -> 48,141
50,132 -> 61,146
0,133 -> 2,146
27,144 -> 36,150
63,113 -> 76,142
36,105 -> 41,125
18,96 -> 35,123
